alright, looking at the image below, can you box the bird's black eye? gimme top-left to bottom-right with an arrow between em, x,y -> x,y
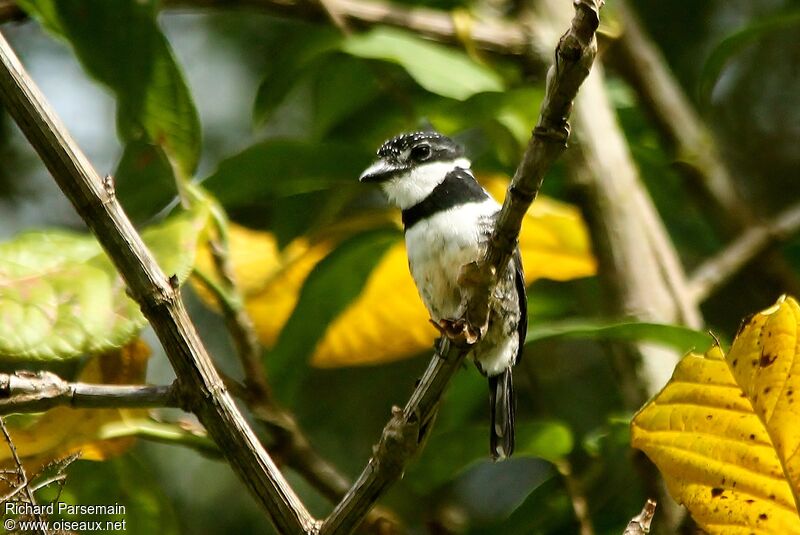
410,144 -> 432,162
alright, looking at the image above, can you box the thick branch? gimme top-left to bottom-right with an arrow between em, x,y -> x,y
688,201 -> 800,303
561,53 -> 702,400
0,371 -> 178,416
319,3 -> 603,534
0,32 -> 316,535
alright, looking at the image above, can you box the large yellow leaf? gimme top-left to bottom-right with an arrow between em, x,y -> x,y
631,296 -> 800,534
482,175 -> 596,282
1,339 -> 151,477
195,176 -> 595,367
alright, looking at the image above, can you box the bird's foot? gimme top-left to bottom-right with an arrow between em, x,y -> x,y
429,318 -> 481,346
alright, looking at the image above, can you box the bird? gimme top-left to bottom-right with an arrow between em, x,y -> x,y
359,130 -> 527,460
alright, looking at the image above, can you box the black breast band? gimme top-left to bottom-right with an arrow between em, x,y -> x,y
401,168 -> 489,229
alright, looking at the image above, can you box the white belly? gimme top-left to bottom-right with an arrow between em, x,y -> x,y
404,199 -> 498,321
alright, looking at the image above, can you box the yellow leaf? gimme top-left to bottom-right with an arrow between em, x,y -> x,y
631,296 -> 800,534
1,339 -> 151,478
313,242 -> 433,366
195,176 -> 595,367
482,174 -> 596,281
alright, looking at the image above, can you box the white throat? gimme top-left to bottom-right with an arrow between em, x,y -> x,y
381,158 -> 471,209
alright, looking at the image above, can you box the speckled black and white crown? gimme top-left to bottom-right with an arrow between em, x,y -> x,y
377,131 -> 464,162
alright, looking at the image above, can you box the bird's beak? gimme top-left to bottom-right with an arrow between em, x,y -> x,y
359,160 -> 399,183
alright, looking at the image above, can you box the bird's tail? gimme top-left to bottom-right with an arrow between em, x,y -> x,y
488,367 -> 515,460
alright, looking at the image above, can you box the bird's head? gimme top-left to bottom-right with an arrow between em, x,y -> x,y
359,131 -> 471,209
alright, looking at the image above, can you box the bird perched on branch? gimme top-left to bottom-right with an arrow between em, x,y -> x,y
359,131 -> 526,460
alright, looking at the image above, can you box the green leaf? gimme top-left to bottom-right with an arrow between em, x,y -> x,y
407,420 -> 573,492
98,418 -> 220,459
469,476 -> 571,535
265,228 -> 400,403
36,456 -> 180,535
253,28 -> 341,126
582,414 -> 631,457
19,0 -> 201,177
525,319 -> 713,353
342,27 -> 503,100
436,368 -> 487,431
201,139 -> 372,244
699,10 -> 800,103
425,88 -> 543,147
115,141 -> 177,223
310,54 -> 382,138
0,207 -> 209,361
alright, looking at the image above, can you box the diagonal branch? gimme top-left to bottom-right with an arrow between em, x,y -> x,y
608,0 -> 800,300
687,201 -> 800,303
623,499 -> 657,535
0,371 -> 179,416
0,31 -> 317,535
164,0 -> 530,57
319,3 -> 603,534
462,0 -> 601,333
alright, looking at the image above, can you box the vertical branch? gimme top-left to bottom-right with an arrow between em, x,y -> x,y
554,459 -> 595,535
567,63 -> 701,396
0,31 -> 316,535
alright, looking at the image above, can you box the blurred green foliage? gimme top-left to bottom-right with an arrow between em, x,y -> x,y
0,0 -> 798,534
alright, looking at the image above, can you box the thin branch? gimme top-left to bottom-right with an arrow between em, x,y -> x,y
318,338 -> 468,535
99,418 -> 222,458
319,3 -> 603,533
0,32 -> 317,535
1,417 -> 45,534
0,371 -> 179,416
195,245 -> 398,527
687,201 -> 800,303
0,1 -> 533,59
609,1 -> 744,232
197,225 -> 275,401
0,418 -> 26,497
163,0 -> 530,57
193,245 -> 355,500
623,499 -> 656,535
554,459 -> 595,535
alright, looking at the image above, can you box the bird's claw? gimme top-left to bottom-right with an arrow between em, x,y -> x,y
430,318 -> 481,346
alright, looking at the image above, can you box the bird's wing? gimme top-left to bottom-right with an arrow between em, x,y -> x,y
513,246 -> 527,365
